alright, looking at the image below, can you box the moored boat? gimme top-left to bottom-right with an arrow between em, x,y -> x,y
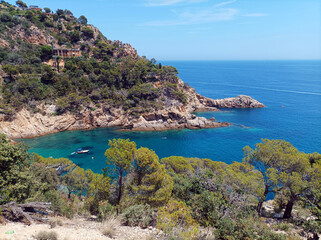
76,148 -> 90,154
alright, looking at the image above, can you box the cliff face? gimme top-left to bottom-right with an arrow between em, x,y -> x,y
0,92 -> 264,139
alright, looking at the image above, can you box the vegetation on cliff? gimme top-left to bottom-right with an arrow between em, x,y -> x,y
1,134 -> 321,239
0,1 -> 187,120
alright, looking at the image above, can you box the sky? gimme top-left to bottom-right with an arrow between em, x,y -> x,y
6,0 -> 321,60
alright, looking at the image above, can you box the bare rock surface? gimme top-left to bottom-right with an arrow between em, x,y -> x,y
0,92 -> 264,139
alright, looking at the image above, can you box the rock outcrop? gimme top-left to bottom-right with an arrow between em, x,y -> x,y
0,93 -> 264,139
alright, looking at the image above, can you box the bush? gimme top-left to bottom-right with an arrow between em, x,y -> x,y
49,218 -> 63,229
157,200 -> 200,240
97,201 -> 114,221
214,216 -> 286,240
122,204 -> 154,228
34,231 -> 58,240
274,222 -> 289,232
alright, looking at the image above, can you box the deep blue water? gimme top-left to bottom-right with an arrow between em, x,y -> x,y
19,60 -> 321,173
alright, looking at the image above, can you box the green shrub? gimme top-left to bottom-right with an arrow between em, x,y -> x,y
97,201 -> 114,221
275,222 -> 289,232
122,204 -> 154,228
157,200 -> 200,240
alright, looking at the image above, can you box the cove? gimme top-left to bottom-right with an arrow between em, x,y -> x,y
19,60 -> 321,173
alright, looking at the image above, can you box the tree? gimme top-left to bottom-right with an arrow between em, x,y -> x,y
82,27 -> 94,39
225,162 -> 264,204
86,169 -> 110,201
78,15 -> 87,25
16,0 -> 27,8
56,9 -> 64,16
62,166 -> 86,199
41,64 -> 56,83
161,156 -> 194,175
0,13 -> 12,22
0,134 -> 31,204
2,64 -> 19,76
306,161 -> 321,222
70,31 -> 81,43
105,138 -> 136,204
132,147 -> 173,206
39,45 -> 53,61
243,139 -> 311,218
44,7 -> 51,13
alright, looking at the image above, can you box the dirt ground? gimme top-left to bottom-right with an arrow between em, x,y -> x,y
0,217 -> 160,240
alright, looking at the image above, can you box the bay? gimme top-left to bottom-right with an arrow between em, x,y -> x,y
19,60 -> 321,173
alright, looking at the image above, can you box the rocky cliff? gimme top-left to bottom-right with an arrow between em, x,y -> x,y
0,92 -> 264,139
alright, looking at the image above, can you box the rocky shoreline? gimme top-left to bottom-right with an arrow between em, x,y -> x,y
0,93 -> 265,139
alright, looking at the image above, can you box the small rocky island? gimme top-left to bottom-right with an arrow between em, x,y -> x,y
0,2 -> 264,139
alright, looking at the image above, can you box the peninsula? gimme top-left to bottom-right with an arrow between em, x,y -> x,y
0,2 -> 264,139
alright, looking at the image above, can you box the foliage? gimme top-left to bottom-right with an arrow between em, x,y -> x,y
243,139 -> 312,218
78,15 -> 87,25
0,134 -> 32,204
214,215 -> 286,240
70,30 -> 81,43
161,156 -> 195,175
131,147 -> 173,206
157,199 -> 200,240
82,26 -> 94,39
15,1 -> 27,9
121,204 -> 154,228
105,138 -> 137,204
62,166 -> 86,198
0,2 -> 183,117
39,45 -> 53,61
44,7 -> 51,13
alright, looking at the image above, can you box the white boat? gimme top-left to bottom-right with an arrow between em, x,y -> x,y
76,148 -> 90,154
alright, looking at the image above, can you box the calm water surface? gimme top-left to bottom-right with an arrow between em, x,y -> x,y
19,60 -> 321,173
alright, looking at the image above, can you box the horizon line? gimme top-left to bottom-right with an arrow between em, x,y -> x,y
157,59 -> 321,61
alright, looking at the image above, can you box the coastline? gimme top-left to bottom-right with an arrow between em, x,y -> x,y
0,94 -> 264,140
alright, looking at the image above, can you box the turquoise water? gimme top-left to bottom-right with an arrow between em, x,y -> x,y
19,60 -> 321,173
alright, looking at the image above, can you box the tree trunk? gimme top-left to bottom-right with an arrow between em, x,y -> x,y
257,185 -> 269,216
283,198 -> 294,219
117,172 -> 123,204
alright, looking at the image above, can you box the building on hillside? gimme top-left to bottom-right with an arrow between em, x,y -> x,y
53,47 -> 82,58
29,5 -> 42,11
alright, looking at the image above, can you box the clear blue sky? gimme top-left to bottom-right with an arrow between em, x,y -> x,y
7,0 -> 321,60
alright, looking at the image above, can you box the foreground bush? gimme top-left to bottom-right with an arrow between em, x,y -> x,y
122,204 -> 154,228
34,231 -> 58,240
157,199 -> 200,240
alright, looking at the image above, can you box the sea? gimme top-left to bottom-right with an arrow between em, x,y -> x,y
19,60 -> 321,173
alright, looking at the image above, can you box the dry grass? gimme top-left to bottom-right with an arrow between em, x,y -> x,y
49,217 -> 64,229
34,230 -> 58,240
100,215 -> 121,238
143,234 -> 156,240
